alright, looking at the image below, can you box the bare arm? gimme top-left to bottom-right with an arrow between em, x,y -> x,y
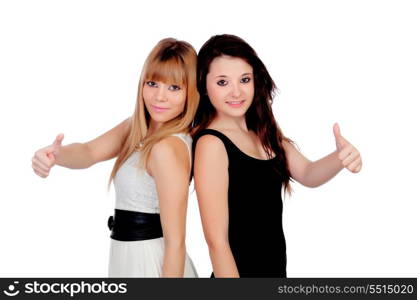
283,124 -> 362,188
283,141 -> 343,188
32,118 -> 131,177
194,135 -> 240,278
56,118 -> 131,168
148,136 -> 191,277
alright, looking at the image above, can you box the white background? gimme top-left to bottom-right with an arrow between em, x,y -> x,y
1,0 -> 416,277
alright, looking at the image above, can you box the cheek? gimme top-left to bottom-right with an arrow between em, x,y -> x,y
246,82 -> 255,96
244,82 -> 255,103
171,92 -> 187,111
142,86 -> 153,105
207,84 -> 225,107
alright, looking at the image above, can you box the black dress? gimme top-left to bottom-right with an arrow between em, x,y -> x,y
192,129 -> 287,278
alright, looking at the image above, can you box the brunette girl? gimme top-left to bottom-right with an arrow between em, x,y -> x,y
192,34 -> 362,278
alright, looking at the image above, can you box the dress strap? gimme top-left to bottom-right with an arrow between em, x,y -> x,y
171,133 -> 192,167
192,129 -> 235,157
191,129 -> 242,181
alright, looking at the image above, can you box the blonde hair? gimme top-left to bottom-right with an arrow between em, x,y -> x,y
109,38 -> 199,186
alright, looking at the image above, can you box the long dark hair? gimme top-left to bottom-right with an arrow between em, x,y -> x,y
192,34 -> 293,195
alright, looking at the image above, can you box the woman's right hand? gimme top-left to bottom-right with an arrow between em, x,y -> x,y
32,134 -> 64,178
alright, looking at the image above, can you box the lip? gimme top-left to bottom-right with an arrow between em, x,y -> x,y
226,100 -> 245,108
151,105 -> 170,113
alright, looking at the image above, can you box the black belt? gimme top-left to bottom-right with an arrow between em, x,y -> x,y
108,209 -> 163,241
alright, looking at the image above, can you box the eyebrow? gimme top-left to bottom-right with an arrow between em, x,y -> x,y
215,73 -> 253,78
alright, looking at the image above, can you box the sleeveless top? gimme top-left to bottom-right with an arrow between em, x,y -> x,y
192,129 -> 287,278
114,133 -> 192,214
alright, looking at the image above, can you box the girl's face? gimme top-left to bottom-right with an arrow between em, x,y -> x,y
142,80 -> 186,126
206,55 -> 254,119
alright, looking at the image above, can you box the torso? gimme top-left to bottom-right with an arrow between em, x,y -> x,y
114,132 -> 192,214
109,132 -> 198,278
193,128 -> 287,278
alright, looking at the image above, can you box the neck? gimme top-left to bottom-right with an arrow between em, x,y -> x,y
211,112 -> 248,132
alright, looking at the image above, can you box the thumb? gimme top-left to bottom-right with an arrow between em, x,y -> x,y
333,123 -> 342,139
333,123 -> 344,149
53,133 -> 64,147
50,133 -> 64,156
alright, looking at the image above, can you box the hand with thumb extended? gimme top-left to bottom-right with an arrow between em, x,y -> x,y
32,133 -> 64,178
333,123 -> 362,173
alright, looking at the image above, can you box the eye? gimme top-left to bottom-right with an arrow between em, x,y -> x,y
168,85 -> 181,91
146,81 -> 157,87
241,77 -> 251,83
216,79 -> 228,86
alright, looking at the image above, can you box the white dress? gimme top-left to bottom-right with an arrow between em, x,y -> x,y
108,133 -> 198,277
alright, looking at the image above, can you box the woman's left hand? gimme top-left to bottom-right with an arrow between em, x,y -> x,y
333,123 -> 362,173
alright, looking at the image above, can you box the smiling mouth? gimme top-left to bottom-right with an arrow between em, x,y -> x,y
151,105 -> 170,112
226,100 -> 245,107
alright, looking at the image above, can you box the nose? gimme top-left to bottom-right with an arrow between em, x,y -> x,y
230,82 -> 242,99
155,86 -> 167,102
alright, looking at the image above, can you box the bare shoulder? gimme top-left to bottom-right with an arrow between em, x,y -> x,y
283,139 -> 301,152
194,134 -> 228,169
282,139 -> 292,151
122,117 -> 132,128
151,136 -> 189,161
195,134 -> 227,156
151,136 -> 192,171
147,136 -> 190,178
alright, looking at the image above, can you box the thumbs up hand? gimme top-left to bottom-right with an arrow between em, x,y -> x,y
32,134 -> 64,178
333,123 -> 362,173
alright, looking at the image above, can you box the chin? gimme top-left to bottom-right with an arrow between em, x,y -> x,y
147,113 -> 165,123
223,107 -> 249,118
151,112 -> 182,124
